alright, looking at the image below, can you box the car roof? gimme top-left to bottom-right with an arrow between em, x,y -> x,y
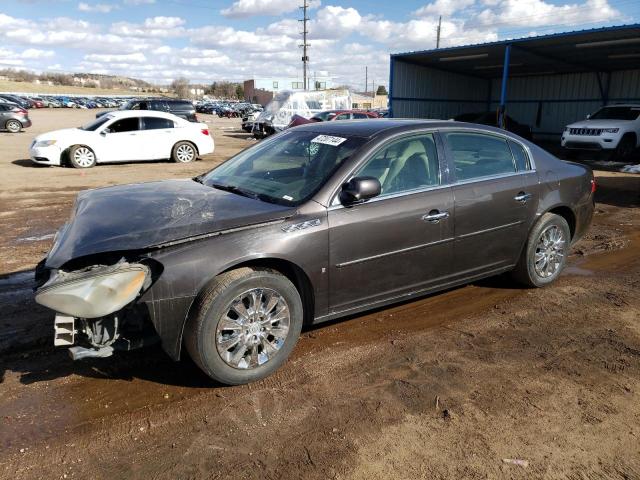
106,110 -> 185,121
291,119 -> 451,137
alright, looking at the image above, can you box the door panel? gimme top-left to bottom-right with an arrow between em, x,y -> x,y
100,117 -> 145,162
451,175 -> 529,274
442,131 -> 538,276
328,188 -> 454,311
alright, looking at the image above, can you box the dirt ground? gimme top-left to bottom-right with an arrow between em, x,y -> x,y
0,109 -> 639,479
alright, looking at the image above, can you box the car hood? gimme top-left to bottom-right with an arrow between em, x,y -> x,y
45,179 -> 296,268
567,119 -> 633,128
35,128 -> 84,142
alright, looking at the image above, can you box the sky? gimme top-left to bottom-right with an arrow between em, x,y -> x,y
0,0 -> 638,89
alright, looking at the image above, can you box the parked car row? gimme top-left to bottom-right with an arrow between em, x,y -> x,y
197,101 -> 262,118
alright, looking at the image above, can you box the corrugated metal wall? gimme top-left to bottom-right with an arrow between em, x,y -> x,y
391,57 -> 640,138
391,59 -> 488,119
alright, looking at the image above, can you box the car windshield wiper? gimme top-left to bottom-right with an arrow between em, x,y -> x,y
210,182 -> 262,200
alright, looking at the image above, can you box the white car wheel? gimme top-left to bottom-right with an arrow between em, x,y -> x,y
172,142 -> 196,163
69,145 -> 96,168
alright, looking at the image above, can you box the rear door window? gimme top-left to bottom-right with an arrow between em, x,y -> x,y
143,117 -> 174,130
334,113 -> 351,120
353,113 -> 369,119
445,132 -> 516,181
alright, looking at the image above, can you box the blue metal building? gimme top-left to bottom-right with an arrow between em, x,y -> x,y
389,25 -> 640,139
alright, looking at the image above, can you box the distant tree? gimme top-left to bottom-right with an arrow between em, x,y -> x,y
376,85 -> 388,96
235,84 -> 244,99
171,77 -> 190,98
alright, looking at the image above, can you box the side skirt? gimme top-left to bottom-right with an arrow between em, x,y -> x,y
313,264 -> 515,324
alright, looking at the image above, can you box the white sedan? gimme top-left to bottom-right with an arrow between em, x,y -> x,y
29,110 -> 215,168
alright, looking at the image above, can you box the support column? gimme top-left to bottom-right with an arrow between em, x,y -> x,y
498,44 -> 511,129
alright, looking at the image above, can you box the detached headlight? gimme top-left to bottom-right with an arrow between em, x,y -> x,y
34,140 -> 57,148
601,128 -> 619,134
35,264 -> 148,318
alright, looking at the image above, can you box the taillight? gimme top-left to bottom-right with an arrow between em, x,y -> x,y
201,129 -> 209,136
590,177 -> 597,193
12,107 -> 27,114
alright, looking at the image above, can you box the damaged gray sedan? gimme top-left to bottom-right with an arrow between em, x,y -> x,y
35,120 -> 595,385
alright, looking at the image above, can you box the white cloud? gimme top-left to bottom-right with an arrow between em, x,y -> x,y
124,0 -> 156,4
21,48 -> 55,59
85,52 -> 147,63
415,0 -> 476,16
476,0 -> 620,28
221,0 -> 320,18
110,16 -> 187,37
78,2 -> 118,13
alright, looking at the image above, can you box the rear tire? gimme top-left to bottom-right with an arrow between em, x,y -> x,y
172,141 -> 197,163
69,145 -> 96,168
5,120 -> 21,133
512,213 -> 571,288
184,267 -> 303,385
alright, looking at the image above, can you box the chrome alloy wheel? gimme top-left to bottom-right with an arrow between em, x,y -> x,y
73,147 -> 95,167
175,144 -> 195,162
216,288 -> 290,369
534,225 -> 566,278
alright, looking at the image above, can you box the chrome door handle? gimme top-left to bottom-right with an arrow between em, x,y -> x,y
514,192 -> 532,203
422,211 -> 449,223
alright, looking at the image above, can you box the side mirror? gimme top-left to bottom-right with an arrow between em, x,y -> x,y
339,176 -> 381,205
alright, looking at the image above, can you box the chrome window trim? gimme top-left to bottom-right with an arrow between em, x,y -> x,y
328,129 -> 442,207
327,126 -> 536,210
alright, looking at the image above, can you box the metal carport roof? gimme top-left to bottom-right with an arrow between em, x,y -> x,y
391,24 -> 640,79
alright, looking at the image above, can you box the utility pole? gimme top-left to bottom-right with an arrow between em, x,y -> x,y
365,66 -> 368,93
299,0 -> 310,91
436,16 -> 442,49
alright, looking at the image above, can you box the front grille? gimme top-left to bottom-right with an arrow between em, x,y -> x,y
569,127 -> 602,136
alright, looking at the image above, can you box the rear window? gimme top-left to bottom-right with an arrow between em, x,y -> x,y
143,117 -> 175,130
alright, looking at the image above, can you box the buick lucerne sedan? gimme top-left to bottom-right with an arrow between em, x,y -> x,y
29,111 -> 214,168
34,120 -> 595,385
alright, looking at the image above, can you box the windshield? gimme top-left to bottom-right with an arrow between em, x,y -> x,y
81,116 -> 111,131
590,106 -> 640,121
201,130 -> 367,205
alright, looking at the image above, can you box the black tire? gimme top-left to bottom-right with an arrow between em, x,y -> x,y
5,120 -> 21,133
68,145 -> 96,168
512,213 -> 571,288
171,141 -> 197,163
611,134 -> 636,162
184,267 -> 303,385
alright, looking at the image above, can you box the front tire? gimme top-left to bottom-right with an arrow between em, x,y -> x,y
69,145 -> 96,168
185,267 -> 303,385
5,120 -> 21,133
512,213 -> 571,288
172,141 -> 196,163
611,134 -> 636,162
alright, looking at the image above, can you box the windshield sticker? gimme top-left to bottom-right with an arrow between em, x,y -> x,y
282,195 -> 294,201
311,135 -> 347,147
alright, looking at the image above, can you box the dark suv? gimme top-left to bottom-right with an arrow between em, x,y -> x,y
96,99 -> 197,122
